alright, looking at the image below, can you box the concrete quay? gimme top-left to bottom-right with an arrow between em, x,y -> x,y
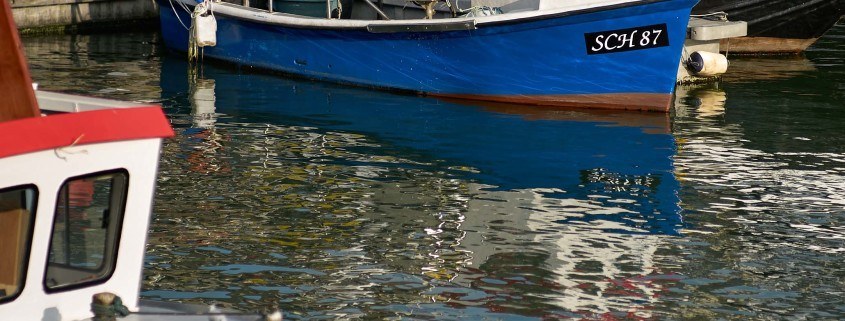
11,0 -> 158,34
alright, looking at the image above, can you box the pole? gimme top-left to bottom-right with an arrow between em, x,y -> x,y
363,0 -> 390,20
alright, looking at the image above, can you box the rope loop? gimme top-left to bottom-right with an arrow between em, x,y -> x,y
91,294 -> 130,321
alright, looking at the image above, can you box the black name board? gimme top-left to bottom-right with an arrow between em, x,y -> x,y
584,23 -> 669,55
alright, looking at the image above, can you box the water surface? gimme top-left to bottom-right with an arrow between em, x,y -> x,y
22,23 -> 845,320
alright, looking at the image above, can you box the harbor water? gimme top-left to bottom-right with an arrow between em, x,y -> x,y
22,22 -> 845,319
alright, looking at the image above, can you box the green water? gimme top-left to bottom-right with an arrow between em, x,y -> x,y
21,22 -> 845,319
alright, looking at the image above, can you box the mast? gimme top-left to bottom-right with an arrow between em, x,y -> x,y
0,1 -> 40,122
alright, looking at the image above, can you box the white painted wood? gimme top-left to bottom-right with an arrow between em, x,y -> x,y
35,90 -> 145,113
470,0 -> 636,12
538,0 -> 632,10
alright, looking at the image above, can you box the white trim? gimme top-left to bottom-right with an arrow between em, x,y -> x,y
168,0 -> 640,29
34,91 -> 148,113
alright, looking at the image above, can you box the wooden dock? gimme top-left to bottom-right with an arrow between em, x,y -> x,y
11,0 -> 157,34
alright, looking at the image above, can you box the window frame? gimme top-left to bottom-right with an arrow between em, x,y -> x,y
43,169 -> 129,294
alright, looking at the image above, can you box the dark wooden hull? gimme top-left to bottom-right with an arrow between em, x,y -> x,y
693,0 -> 845,53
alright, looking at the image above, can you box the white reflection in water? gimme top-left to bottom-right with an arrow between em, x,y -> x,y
455,185 -> 672,317
674,85 -> 845,253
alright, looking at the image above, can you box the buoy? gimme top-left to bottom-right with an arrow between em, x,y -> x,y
687,51 -> 728,77
193,2 -> 217,48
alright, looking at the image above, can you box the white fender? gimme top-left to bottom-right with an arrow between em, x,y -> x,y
688,51 -> 728,77
193,1 -> 217,47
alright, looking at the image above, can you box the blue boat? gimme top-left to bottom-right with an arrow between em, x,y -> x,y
157,0 -> 697,112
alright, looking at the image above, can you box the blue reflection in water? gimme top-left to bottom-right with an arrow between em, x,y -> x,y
161,56 -> 682,236
155,55 -> 684,318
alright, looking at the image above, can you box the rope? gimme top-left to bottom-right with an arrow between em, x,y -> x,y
460,6 -> 501,17
54,134 -> 89,160
690,11 -> 728,21
168,0 -> 191,30
90,296 -> 130,321
337,0 -> 343,18
188,0 -> 215,63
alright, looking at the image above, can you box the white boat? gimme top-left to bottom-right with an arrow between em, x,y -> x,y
0,2 -> 278,320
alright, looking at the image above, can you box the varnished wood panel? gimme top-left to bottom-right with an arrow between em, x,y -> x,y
0,209 -> 27,290
1,0 -> 40,122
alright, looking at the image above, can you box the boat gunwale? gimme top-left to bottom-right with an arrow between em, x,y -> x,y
164,0 -> 682,32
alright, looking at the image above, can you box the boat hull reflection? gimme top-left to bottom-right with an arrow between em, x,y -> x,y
159,57 -> 683,317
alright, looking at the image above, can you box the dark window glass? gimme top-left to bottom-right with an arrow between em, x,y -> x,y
45,171 -> 127,291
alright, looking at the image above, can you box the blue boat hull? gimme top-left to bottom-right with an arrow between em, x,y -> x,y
157,0 -> 696,111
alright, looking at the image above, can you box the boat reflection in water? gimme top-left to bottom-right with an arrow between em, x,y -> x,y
674,84 -> 728,118
721,56 -> 818,83
153,57 -> 683,318
669,38 -> 845,319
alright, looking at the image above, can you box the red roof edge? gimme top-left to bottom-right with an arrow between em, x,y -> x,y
0,106 -> 175,159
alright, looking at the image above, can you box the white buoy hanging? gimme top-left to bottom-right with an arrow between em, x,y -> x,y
193,2 -> 217,47
189,0 -> 216,62
687,51 -> 729,77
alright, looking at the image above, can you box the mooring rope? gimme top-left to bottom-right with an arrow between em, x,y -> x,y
168,0 -> 191,30
90,294 -> 130,321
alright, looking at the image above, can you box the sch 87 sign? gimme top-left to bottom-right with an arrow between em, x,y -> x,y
584,23 -> 670,55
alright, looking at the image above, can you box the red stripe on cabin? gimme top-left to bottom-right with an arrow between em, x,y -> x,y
0,107 -> 174,159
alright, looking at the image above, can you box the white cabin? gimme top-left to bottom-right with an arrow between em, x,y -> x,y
0,91 -> 174,321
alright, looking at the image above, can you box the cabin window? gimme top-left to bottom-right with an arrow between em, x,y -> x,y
45,171 -> 128,292
0,185 -> 37,303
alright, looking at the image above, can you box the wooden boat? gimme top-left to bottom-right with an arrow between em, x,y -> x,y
692,0 -> 845,54
157,0 -> 698,112
0,2 -> 277,320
